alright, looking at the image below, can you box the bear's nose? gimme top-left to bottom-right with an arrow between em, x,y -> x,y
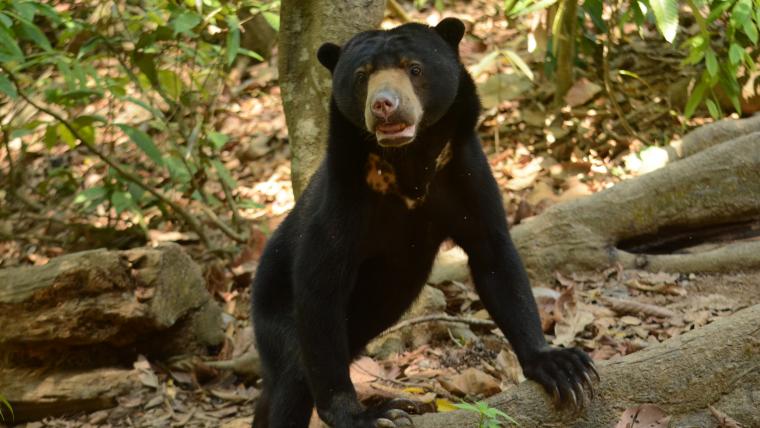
371,91 -> 399,119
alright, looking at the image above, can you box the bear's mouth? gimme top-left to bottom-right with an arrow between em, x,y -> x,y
375,122 -> 416,147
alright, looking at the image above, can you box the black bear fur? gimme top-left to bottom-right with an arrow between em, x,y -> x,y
252,18 -> 596,428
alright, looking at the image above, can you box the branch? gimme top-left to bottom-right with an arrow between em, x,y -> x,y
380,314 -> 497,337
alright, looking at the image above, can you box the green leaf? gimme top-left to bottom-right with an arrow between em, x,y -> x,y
158,69 -> 183,99
57,123 -> 77,148
212,158 -> 236,188
262,11 -> 280,31
208,131 -> 229,150
0,394 -> 14,422
170,10 -> 202,35
648,0 -> 679,43
743,18 -> 759,43
729,43 -> 743,65
165,156 -> 192,183
122,96 -> 166,120
509,0 -> 557,17
0,25 -> 24,62
117,124 -> 164,166
74,186 -> 108,206
111,191 -> 135,214
0,73 -> 17,99
225,15 -> 240,66
582,0 -> 607,32
705,49 -> 719,77
705,97 -> 720,119
238,47 -> 264,61
44,123 -> 57,149
731,0 -> 752,27
684,77 -> 707,118
16,17 -> 52,51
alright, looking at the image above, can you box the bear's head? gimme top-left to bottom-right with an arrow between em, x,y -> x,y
317,18 -> 465,147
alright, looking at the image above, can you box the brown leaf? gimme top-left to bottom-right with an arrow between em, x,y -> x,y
564,78 -> 602,107
439,368 -> 502,397
615,404 -> 671,428
604,297 -> 676,318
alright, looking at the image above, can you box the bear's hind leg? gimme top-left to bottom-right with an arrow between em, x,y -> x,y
265,368 -> 314,428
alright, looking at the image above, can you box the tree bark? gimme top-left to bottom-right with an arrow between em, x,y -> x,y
413,303 -> 760,427
279,0 -> 386,197
509,119 -> 760,283
553,0 -> 577,104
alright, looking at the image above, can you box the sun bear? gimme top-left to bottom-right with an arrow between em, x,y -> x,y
251,18 -> 597,428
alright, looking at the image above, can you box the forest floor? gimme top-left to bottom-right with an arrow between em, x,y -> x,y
2,1 -> 757,427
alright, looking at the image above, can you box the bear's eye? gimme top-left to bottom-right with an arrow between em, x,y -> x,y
355,70 -> 367,82
409,64 -> 422,76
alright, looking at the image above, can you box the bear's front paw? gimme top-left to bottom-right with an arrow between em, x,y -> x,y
522,347 -> 599,411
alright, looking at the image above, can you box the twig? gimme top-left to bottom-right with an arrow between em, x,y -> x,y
0,64 -> 212,247
380,314 -> 497,337
602,42 -> 643,143
387,0 -> 412,23
199,204 -> 247,243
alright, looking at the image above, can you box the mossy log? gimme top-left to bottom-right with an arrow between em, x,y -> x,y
413,303 -> 760,427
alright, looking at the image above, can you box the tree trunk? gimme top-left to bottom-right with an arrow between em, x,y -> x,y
509,117 -> 760,283
279,0 -> 386,197
0,244 -> 224,421
413,303 -> 760,427
553,0 -> 577,104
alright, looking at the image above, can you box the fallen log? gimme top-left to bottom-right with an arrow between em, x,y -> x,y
0,244 -> 224,421
413,303 -> 760,427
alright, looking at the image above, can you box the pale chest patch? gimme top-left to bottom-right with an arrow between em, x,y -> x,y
365,142 -> 452,209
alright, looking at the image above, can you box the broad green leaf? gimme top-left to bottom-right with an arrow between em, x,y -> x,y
170,11 -> 202,35
729,43 -> 743,65
705,49 -> 718,76
16,18 -> 52,51
158,69 -> 183,99
743,18 -> 759,43
212,159 -> 236,189
225,15 -> 240,66
648,0 -> 679,42
117,124 -> 164,166
57,123 -> 76,148
208,131 -> 229,150
262,11 -> 280,31
0,13 -> 11,27
731,0 -> 752,27
705,98 -> 720,119
0,25 -> 24,62
0,73 -> 17,99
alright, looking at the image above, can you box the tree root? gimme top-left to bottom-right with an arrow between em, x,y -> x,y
413,304 -> 760,427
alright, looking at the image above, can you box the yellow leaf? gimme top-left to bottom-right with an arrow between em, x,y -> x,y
402,387 -> 426,394
435,398 -> 459,412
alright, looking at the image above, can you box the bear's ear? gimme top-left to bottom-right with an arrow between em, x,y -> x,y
435,17 -> 465,49
317,43 -> 341,73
